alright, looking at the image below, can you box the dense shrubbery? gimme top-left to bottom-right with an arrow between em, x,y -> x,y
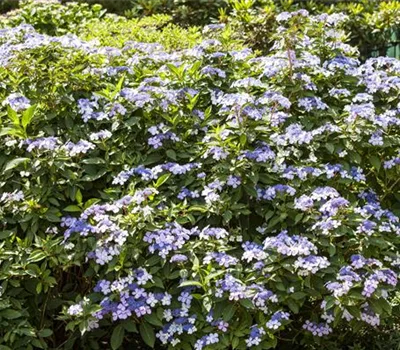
5,1 -> 400,61
1,2 -> 400,350
78,15 -> 203,50
0,0 -> 106,35
225,0 -> 400,60
0,1 -> 206,51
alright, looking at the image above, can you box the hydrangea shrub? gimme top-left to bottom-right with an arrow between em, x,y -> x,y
1,8 -> 400,350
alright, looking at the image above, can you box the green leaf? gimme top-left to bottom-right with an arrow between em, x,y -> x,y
82,157 -> 106,164
0,230 -> 14,239
325,143 -> 335,153
240,133 -> 247,146
328,244 -> 336,256
4,157 -> 29,172
347,306 -> 361,319
111,324 -> 125,350
188,205 -> 208,213
222,303 -> 236,322
291,292 -> 306,300
75,189 -> 83,204
82,169 -> 107,181
0,309 -> 22,319
376,298 -> 392,314
38,329 -> 53,338
84,198 -> 101,209
111,75 -> 126,99
239,299 -> 254,309
63,205 -> 81,212
28,250 -> 47,262
370,298 -> 391,315
243,184 -> 257,197
369,155 -> 381,172
21,105 -> 37,129
167,63 -> 184,80
203,296 -> 212,312
0,126 -> 24,138
154,173 -> 171,188
325,297 -> 336,310
166,149 -> 177,160
122,321 -> 137,333
144,313 -> 163,327
294,213 -> 303,224
178,280 -> 203,288
287,299 -> 299,314
7,106 -> 19,125
232,337 -> 240,349
205,270 -> 226,283
139,323 -> 155,348
223,210 -> 233,222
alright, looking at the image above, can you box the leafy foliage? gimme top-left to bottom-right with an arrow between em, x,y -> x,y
0,2 -> 400,350
79,14 -> 202,50
0,0 -> 106,35
225,0 -> 400,60
63,0 -> 227,26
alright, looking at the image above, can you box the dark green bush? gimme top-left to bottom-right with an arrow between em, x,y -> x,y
0,0 -> 19,14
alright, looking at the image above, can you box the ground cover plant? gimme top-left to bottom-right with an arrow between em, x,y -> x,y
0,2 -> 400,350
